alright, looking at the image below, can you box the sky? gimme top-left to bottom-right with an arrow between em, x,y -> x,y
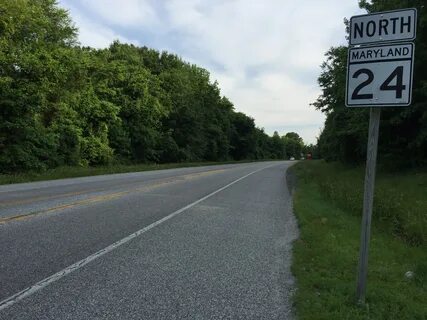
58,0 -> 365,144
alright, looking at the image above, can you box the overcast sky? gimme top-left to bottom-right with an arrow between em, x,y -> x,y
58,0 -> 365,144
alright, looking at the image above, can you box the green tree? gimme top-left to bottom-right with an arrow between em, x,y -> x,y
282,132 -> 304,159
314,1 -> 427,168
0,0 -> 304,173
269,131 -> 286,159
229,112 -> 257,160
0,0 -> 78,171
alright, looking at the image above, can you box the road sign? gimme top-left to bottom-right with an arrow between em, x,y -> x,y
350,8 -> 417,45
346,43 -> 414,107
347,8 -> 417,304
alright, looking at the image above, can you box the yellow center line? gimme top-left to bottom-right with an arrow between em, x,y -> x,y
0,168 -> 226,207
0,169 -> 226,224
0,190 -> 96,207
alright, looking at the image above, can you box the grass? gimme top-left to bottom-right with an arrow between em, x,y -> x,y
0,160 -> 269,185
296,161 -> 426,246
290,160 -> 426,320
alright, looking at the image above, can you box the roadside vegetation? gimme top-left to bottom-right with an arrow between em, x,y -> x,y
0,0 -> 309,176
291,161 -> 426,320
313,0 -> 427,169
292,1 -> 427,318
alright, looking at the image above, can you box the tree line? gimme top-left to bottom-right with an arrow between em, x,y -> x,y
313,0 -> 427,169
0,0 -> 305,173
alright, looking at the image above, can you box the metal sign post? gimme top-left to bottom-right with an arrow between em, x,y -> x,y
356,107 -> 380,303
346,8 -> 417,304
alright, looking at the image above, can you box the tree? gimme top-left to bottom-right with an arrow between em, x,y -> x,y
268,131 -> 286,159
0,0 -> 78,171
0,0 -> 304,172
229,113 -> 257,160
282,132 -> 304,159
313,0 -> 427,168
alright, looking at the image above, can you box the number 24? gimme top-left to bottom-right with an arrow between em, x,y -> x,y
352,66 -> 406,100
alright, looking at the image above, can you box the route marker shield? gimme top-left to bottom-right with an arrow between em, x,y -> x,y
346,43 -> 414,107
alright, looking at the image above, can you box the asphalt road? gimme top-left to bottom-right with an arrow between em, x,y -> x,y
0,161 -> 298,319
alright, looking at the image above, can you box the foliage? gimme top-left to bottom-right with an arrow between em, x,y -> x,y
291,161 -> 427,320
297,160 -> 426,245
0,0 -> 78,171
282,132 -> 304,159
0,0 -> 305,173
313,1 -> 427,168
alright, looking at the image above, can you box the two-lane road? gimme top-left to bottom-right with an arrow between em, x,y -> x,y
0,161 -> 298,319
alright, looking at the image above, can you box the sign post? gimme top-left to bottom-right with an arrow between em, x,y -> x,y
346,8 -> 417,304
356,107 -> 380,303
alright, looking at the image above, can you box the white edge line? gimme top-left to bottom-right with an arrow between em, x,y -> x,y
0,163 -> 277,311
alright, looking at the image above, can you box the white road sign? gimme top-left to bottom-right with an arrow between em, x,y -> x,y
346,43 -> 414,107
348,8 -> 418,303
350,8 -> 417,45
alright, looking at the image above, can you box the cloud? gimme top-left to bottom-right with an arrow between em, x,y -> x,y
159,0 -> 365,143
59,0 -> 365,143
78,0 -> 160,29
60,1 -> 140,48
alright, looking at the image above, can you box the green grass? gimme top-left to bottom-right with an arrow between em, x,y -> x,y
296,161 -> 426,246
0,160 -> 269,185
291,161 -> 427,320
